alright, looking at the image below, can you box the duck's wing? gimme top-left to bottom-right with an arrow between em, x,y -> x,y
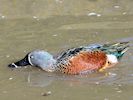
97,42 -> 129,60
56,44 -> 102,61
55,45 -> 107,74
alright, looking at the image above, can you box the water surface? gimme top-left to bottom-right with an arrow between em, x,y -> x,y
0,0 -> 133,100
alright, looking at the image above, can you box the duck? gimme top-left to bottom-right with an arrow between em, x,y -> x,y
8,42 -> 129,75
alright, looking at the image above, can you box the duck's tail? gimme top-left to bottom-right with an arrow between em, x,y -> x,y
101,42 -> 129,60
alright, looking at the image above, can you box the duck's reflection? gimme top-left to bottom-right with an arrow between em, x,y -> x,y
26,71 -> 55,87
25,70 -> 120,87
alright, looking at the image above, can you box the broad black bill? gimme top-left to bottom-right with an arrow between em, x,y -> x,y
8,54 -> 30,68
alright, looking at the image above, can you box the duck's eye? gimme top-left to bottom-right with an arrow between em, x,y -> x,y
30,55 -> 34,59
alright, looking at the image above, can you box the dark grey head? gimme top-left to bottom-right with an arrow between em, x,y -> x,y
8,50 -> 56,72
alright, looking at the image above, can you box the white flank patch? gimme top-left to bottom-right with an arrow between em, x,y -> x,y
107,54 -> 118,63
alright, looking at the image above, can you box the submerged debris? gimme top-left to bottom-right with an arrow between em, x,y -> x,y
87,12 -> 101,17
32,16 -> 40,21
122,12 -> 127,15
9,77 -> 13,80
41,91 -> 52,96
114,5 -> 120,9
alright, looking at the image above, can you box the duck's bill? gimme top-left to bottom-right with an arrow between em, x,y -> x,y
8,55 -> 30,68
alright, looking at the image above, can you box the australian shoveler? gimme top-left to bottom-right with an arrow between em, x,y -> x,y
8,42 -> 129,75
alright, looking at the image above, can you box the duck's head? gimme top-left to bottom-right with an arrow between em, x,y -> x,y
8,50 -> 56,72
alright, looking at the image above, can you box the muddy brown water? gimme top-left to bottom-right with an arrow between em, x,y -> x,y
0,0 -> 133,100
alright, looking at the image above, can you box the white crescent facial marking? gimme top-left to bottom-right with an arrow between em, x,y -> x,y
28,54 -> 34,66
107,54 -> 118,63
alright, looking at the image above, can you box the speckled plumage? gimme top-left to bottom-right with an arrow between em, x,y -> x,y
55,51 -> 107,74
54,42 -> 129,74
8,42 -> 129,75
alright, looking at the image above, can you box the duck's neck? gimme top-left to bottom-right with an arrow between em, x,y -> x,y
39,56 -> 57,72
